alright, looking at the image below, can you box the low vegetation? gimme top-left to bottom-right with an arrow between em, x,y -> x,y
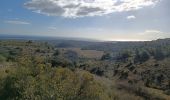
0,39 -> 170,100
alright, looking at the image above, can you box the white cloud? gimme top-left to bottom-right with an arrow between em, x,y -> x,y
139,30 -> 164,35
24,0 -> 160,18
145,30 -> 163,33
137,30 -> 169,40
126,15 -> 136,19
4,20 -> 30,25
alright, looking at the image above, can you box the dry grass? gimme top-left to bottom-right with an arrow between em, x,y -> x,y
60,48 -> 104,59
145,87 -> 170,100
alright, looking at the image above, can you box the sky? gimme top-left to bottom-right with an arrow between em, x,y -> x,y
0,0 -> 170,41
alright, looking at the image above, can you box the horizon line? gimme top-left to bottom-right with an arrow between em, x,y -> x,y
0,33 -> 167,42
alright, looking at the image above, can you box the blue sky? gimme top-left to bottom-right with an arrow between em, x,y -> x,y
0,0 -> 170,41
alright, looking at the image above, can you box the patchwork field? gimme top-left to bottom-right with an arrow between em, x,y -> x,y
59,48 -> 104,59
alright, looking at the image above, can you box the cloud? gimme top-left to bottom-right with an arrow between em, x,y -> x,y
139,30 -> 164,35
137,30 -> 169,40
105,29 -> 169,41
24,0 -> 160,18
126,15 -> 136,19
145,30 -> 163,33
4,20 -> 30,25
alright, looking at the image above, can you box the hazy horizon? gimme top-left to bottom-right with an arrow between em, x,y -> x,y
1,33 -> 168,42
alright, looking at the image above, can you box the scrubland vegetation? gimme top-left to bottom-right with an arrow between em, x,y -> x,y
0,39 -> 170,100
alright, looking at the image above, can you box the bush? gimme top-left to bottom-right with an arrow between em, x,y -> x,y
101,53 -> 112,60
153,48 -> 165,60
0,62 -> 113,100
134,50 -> 150,63
117,50 -> 132,62
0,55 -> 6,62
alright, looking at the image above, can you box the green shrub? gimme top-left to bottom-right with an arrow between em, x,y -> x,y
0,55 -> 6,62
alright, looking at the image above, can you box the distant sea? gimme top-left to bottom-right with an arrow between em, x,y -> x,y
0,34 -> 101,42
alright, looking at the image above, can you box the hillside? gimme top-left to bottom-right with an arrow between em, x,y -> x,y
0,38 -> 170,100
